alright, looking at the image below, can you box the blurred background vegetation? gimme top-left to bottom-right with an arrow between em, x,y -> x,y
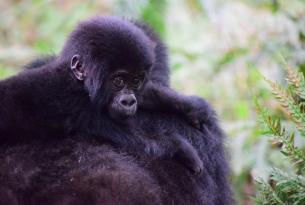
0,0 -> 305,204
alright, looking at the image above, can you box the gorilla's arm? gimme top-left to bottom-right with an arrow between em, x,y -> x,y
23,55 -> 56,69
131,21 -> 211,129
136,109 -> 234,205
141,81 -> 214,129
0,63 -> 90,143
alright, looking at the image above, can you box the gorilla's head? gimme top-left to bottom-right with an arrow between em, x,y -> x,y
60,16 -> 156,120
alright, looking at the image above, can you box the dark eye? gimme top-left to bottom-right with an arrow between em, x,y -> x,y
133,78 -> 142,88
113,76 -> 125,88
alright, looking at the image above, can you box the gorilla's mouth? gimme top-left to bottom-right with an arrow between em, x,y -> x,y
108,100 -> 137,121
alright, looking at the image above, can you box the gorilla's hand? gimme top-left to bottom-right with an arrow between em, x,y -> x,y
184,96 -> 215,130
141,83 -> 215,131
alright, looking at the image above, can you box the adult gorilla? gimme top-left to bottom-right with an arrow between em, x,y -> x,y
0,109 -> 233,205
0,16 -> 233,205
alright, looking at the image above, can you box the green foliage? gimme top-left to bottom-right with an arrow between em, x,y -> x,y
214,48 -> 248,73
140,0 -> 166,37
0,66 -> 18,79
255,168 -> 305,205
255,68 -> 305,204
265,69 -> 305,137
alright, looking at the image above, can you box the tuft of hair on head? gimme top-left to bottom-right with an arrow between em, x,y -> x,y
59,16 -> 156,67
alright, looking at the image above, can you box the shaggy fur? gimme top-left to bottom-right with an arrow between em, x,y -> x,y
0,16 -> 234,204
0,16 -> 211,173
0,110 -> 233,205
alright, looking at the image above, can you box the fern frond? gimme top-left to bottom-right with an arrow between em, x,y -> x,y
254,178 -> 285,205
256,100 -> 305,171
265,78 -> 305,137
255,169 -> 305,205
265,78 -> 290,109
286,68 -> 305,99
255,65 -> 305,205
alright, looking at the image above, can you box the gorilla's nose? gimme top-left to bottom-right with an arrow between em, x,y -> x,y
119,94 -> 137,108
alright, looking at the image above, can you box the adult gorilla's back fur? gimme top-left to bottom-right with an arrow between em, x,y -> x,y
0,110 -> 233,205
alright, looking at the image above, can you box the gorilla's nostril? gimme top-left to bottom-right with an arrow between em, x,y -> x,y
120,95 -> 136,107
129,99 -> 136,106
121,99 -> 128,106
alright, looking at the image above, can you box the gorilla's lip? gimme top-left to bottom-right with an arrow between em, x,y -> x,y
108,106 -> 137,122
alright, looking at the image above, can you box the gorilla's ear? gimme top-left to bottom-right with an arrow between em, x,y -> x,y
71,54 -> 86,80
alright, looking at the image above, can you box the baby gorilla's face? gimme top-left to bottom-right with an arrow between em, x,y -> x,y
108,70 -> 146,120
66,16 -> 156,120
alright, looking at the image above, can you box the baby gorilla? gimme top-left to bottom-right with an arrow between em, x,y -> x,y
0,16 -> 210,173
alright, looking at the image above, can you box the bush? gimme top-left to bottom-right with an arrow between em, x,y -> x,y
255,68 -> 305,205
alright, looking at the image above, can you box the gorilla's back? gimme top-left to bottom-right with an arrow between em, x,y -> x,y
0,111 -> 233,205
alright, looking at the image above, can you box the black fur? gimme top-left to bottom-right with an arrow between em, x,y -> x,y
0,16 -> 233,204
0,110 -> 233,205
0,16 -> 209,173
23,55 -> 56,70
